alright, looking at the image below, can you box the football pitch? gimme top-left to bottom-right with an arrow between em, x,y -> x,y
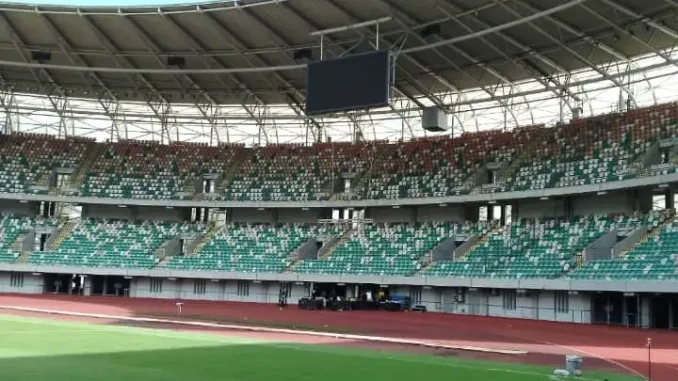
0,314 -> 643,381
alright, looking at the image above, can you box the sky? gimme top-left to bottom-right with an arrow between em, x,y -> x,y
0,0 -> 221,6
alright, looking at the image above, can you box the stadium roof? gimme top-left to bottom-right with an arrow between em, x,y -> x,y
0,0 -> 675,104
1,0 -> 678,144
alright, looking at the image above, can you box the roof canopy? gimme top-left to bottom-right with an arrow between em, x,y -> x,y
0,0 -> 673,107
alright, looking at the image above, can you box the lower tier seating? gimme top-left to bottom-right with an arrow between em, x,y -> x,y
0,216 -> 54,263
426,214 -> 651,279
295,222 -> 485,276
572,212 -> 677,280
0,211 -> 669,281
164,224 -> 342,273
28,220 -> 204,268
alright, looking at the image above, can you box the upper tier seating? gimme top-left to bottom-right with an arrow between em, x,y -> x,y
0,134 -> 90,194
426,214 -> 650,279
0,102 -> 678,201
295,222 -> 485,276
224,142 -> 378,202
365,126 -> 543,199
572,212 -> 677,280
81,141 -> 238,200
499,103 -> 678,192
28,219 -> 204,268
164,224 -> 342,273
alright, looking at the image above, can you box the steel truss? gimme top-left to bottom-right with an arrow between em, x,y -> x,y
0,0 -> 677,143
2,49 -> 678,144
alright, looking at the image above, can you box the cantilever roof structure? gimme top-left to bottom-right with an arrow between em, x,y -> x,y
1,0 -> 678,144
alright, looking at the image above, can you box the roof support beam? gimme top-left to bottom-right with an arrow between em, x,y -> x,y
163,13 -> 313,144
614,0 -> 678,40
77,14 -> 179,142
579,3 -> 678,104
0,11 -> 75,136
326,0 -> 502,128
38,13 -> 126,140
438,0 -> 580,112
282,2 -> 426,137
504,0 -> 638,108
198,11 -> 323,143
376,0 -> 525,126
122,16 -> 222,143
0,78 -> 19,134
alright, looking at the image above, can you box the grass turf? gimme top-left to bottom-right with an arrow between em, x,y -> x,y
0,314 -> 643,381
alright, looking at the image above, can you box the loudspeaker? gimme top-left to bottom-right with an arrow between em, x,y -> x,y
31,51 -> 52,62
422,107 -> 449,132
167,56 -> 186,67
293,48 -> 313,63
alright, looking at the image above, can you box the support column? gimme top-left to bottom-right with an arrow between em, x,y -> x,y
665,189 -> 674,211
102,276 -> 108,295
83,276 -> 92,296
640,295 -> 651,329
669,298 -> 673,330
500,206 -> 506,226
487,204 -> 495,221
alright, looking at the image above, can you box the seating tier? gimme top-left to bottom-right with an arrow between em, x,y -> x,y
28,219 -> 204,268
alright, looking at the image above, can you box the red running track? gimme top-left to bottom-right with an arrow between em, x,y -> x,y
1,294 -> 677,381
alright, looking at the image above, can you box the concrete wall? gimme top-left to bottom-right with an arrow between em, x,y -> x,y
130,277 -> 181,299
230,209 -> 275,223
367,207 -> 415,223
278,209 -> 322,224
420,286 -> 442,312
585,229 -> 618,261
0,272 -> 638,327
83,205 -> 135,220
571,192 -> 635,216
129,278 -> 307,305
537,291 -> 592,324
0,200 -> 38,216
488,290 -> 539,319
415,205 -> 465,223
514,199 -> 566,219
431,237 -> 456,261
137,206 -> 185,222
0,272 -> 43,294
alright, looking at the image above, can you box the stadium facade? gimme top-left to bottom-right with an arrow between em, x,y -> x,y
0,0 -> 677,330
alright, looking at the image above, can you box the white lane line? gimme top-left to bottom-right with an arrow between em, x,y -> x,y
0,305 -> 527,355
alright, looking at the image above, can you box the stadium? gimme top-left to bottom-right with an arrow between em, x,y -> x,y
0,0 -> 677,380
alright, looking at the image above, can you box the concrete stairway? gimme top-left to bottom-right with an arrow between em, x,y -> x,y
152,240 -> 171,259
414,251 -> 435,276
186,223 -> 221,256
154,256 -> 174,268
14,251 -> 31,263
317,226 -> 355,260
217,148 -> 250,194
283,239 -> 319,272
46,221 -> 77,251
331,145 -> 394,200
284,259 -> 304,273
10,234 -> 27,251
453,224 -> 500,262
183,179 -> 196,197
69,144 -> 105,188
616,215 -> 676,258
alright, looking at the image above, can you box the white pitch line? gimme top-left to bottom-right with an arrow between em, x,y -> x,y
0,305 -> 527,355
266,341 -> 625,381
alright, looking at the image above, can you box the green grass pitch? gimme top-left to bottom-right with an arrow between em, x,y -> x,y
0,314 -> 642,381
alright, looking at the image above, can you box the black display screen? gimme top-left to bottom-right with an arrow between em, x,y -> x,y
305,50 -> 390,115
